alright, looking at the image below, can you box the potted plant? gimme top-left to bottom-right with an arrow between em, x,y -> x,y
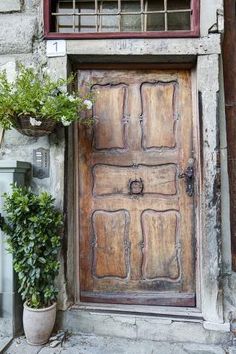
0,184 -> 63,345
0,65 -> 94,137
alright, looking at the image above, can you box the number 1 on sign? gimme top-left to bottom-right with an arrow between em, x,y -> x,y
46,40 -> 66,57
53,42 -> 58,52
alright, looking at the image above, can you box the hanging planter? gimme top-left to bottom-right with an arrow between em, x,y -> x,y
0,65 -> 94,137
12,115 -> 57,137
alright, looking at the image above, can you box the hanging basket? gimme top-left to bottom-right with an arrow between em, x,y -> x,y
12,115 -> 57,137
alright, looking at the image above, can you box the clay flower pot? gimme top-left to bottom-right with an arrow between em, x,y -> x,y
23,302 -> 57,345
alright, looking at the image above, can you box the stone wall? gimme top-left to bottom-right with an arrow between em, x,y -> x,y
0,0 -> 68,310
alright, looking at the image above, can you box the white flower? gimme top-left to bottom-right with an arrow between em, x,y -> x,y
83,99 -> 93,110
42,67 -> 51,75
30,117 -> 42,126
61,116 -> 71,126
68,95 -> 76,102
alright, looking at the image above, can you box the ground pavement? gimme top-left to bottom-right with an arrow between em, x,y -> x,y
3,332 -> 236,354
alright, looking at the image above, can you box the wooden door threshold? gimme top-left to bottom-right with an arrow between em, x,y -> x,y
73,302 -> 203,320
81,292 -> 196,307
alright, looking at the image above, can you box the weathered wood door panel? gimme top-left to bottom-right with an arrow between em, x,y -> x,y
77,69 -> 196,307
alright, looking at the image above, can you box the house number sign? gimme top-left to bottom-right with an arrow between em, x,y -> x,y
46,40 -> 66,57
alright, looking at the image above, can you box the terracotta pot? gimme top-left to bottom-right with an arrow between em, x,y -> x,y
23,302 -> 57,346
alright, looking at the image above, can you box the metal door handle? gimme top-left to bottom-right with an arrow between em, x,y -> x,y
178,158 -> 194,197
129,178 -> 144,195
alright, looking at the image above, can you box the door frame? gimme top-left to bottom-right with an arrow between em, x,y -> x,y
73,62 -> 202,317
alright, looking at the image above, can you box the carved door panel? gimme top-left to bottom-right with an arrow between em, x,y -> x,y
77,69 -> 196,307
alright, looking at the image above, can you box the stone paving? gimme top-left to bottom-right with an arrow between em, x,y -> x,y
3,333 -> 236,354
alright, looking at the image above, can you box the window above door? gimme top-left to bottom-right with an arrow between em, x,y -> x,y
44,0 -> 200,39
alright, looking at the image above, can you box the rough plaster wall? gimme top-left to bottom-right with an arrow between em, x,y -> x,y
218,57 -> 236,323
197,54 -> 223,324
201,0 -> 224,36
0,0 -> 68,310
201,0 -> 236,326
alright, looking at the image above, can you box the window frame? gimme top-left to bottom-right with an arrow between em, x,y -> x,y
44,0 -> 200,39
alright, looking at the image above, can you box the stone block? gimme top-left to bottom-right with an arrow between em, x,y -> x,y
56,309 -> 232,346
0,15 -> 37,54
183,343 -> 226,354
66,35 -> 222,58
6,334 -> 230,354
200,0 -> 223,36
4,337 -> 43,354
0,336 -> 12,354
0,318 -> 12,338
203,321 -> 231,332
0,60 -> 16,82
0,0 -> 21,13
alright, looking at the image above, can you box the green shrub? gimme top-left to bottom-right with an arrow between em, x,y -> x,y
0,185 -> 63,308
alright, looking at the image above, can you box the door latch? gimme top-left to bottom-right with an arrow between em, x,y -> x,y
129,178 -> 144,195
178,158 -> 194,197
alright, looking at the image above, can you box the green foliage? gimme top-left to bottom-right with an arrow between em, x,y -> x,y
0,185 -> 63,309
0,65 -> 94,130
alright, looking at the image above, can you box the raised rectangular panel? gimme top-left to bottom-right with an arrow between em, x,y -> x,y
141,82 -> 177,149
92,84 -> 128,150
141,210 -> 180,280
93,164 -> 177,196
92,210 -> 130,278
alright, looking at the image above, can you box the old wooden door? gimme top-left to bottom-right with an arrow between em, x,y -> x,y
77,69 -> 196,307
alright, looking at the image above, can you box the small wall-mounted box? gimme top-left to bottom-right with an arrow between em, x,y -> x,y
33,148 -> 50,179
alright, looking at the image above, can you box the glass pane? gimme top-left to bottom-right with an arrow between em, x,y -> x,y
147,0 -> 164,11
167,12 -> 190,30
57,2 -> 74,32
167,0 -> 191,10
57,16 -> 73,33
78,3 -> 96,32
57,1 -> 96,33
100,2 -> 119,32
121,14 -> 141,32
121,1 -> 141,13
147,1 -> 165,31
121,2 -> 141,32
147,14 -> 165,31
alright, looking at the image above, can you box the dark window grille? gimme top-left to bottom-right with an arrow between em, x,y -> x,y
44,0 -> 199,38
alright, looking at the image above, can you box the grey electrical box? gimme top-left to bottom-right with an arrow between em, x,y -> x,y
33,148 -> 50,179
